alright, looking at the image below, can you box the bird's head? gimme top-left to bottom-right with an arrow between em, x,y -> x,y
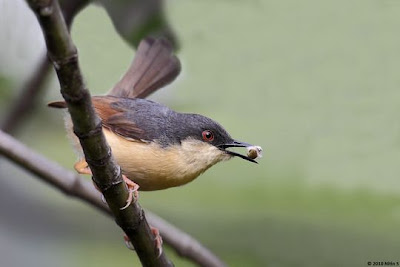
169,113 -> 260,165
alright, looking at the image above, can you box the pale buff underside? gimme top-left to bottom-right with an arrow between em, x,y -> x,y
64,113 -> 231,190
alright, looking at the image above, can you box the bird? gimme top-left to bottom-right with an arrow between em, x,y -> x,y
49,37 -> 261,255
49,37 -> 261,193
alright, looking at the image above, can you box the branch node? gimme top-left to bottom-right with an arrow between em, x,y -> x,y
98,179 -> 122,194
60,88 -> 88,104
85,148 -> 112,167
52,53 -> 78,69
93,165 -> 122,192
73,122 -> 103,139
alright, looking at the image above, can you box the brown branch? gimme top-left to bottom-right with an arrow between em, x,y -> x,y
25,0 -> 172,266
1,0 -> 89,135
0,129 -> 226,267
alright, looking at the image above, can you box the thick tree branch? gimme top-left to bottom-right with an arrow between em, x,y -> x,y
25,0 -> 172,265
0,129 -> 226,267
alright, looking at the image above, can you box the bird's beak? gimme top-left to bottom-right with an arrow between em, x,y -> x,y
218,140 -> 258,163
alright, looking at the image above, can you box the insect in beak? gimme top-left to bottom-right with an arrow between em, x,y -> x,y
218,140 -> 260,163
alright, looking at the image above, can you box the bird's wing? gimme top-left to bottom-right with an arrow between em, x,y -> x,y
48,96 -> 149,141
108,37 -> 181,99
92,96 -> 146,141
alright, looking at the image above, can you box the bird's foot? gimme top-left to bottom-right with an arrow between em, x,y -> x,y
75,161 -> 138,208
120,175 -> 139,210
123,227 -> 163,258
74,159 -> 92,175
151,226 -> 163,258
124,234 -> 135,250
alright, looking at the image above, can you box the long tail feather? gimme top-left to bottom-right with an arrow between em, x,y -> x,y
108,37 -> 181,99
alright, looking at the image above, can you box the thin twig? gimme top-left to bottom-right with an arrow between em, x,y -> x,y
0,129 -> 226,267
26,0 -> 172,265
1,56 -> 51,133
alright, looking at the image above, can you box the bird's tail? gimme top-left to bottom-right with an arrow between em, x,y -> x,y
107,37 -> 181,99
48,37 -> 180,108
48,101 -> 67,108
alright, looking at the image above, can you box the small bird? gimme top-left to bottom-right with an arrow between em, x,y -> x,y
49,37 -> 261,194
49,37 -> 261,255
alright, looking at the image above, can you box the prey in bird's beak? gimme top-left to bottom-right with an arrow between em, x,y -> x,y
219,141 -> 263,163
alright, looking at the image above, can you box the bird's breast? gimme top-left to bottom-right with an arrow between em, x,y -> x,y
103,129 -> 231,191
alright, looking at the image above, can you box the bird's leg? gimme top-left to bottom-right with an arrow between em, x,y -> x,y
120,175 -> 139,210
123,226 -> 163,257
151,226 -> 163,257
74,159 -> 92,175
74,160 -> 138,207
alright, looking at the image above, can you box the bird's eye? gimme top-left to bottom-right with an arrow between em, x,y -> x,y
202,130 -> 214,142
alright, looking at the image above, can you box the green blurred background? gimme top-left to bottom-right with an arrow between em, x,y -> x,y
1,0 -> 400,266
